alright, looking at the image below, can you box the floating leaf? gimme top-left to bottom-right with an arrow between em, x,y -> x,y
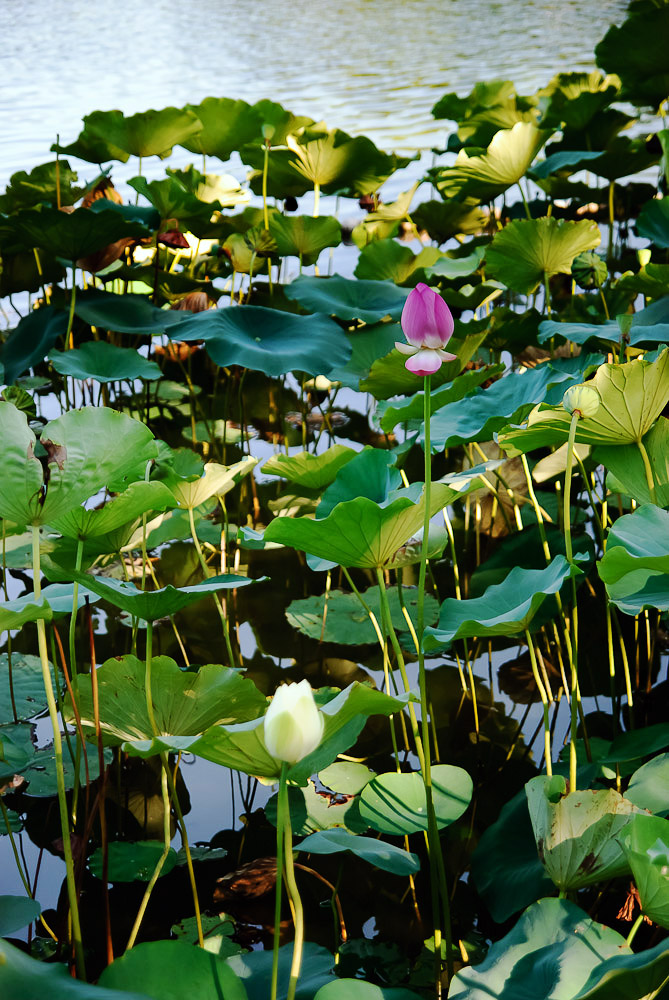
0,896 -> 41,936
49,342 -> 162,383
89,841 -> 178,882
486,217 -> 601,294
265,780 -> 366,836
20,739 -> 112,796
358,765 -> 472,836
99,939 -> 247,1000
286,586 -> 439,645
166,304 -> 351,377
526,774 -> 640,891
424,556 -> 579,651
0,653 -> 58,723
284,274 -> 408,324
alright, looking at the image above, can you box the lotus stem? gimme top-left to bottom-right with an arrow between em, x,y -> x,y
144,620 -> 159,738
125,764 -> 171,951
162,753 -> 204,948
312,182 -> 320,218
31,525 -> 86,979
271,761 -> 289,1000
188,505 -> 236,667
636,438 -> 657,505
525,629 -> 552,775
281,773 -> 304,1000
626,912 -> 644,948
563,412 -> 580,791
66,265 -> 77,349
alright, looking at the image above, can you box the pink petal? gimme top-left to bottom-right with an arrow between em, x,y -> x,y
400,283 -> 455,350
404,348 -> 444,376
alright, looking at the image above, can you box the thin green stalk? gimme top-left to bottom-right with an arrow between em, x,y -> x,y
65,265 -> 77,348
525,630 -> 552,775
188,505 -> 236,666
626,912 -> 644,947
262,139 -> 271,232
312,182 -> 320,218
563,412 -> 580,791
32,525 -> 85,979
637,438 -> 657,504
271,761 -> 289,1000
282,776 -> 304,1000
162,753 -> 204,948
144,621 -> 159,738
607,181 -> 615,262
125,764 -> 171,950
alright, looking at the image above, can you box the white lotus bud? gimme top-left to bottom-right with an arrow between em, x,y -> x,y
263,680 -> 324,764
562,384 -> 600,419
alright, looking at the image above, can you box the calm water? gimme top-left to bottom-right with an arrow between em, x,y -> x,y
4,0 -> 627,189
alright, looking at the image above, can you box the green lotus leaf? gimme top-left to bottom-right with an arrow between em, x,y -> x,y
268,215 -> 341,267
262,445 -> 356,490
20,738 -> 112,796
0,594 -> 52,632
626,754 -> 669,816
424,556 -> 579,651
360,322 -> 489,400
0,248 -> 66,298
597,505 -> 669,613
165,166 -> 248,209
327,321 -> 401,391
471,787 -> 554,923
49,342 -> 162,383
89,198 -> 161,230
10,206 -> 149,262
88,841 -> 178,882
434,122 -> 550,200
526,774 -> 641,891
595,419 -> 669,506
595,2 -> 669,107
411,199 -> 487,243
51,130 -> 130,164
601,723 -> 669,765
297,827 -> 419,876
358,764 -> 472,836
354,240 -> 445,286
319,761 -> 376,795
73,289 -> 183,335
317,448 -> 400,518
0,724 -> 35,779
638,198 -> 669,249
377,364 -> 504,434
448,898 -> 628,1000
70,572 -> 258,623
0,404 -> 157,526
538,71 -> 620,131
0,160 -> 82,213
619,814 -> 669,929
315,981 -> 422,1000
539,316 -> 669,349
284,274 -> 409,323
50,481 -> 177,541
166,304 -> 351,377
424,246 -> 486,281
286,586 -> 439,645
0,653 -> 59,723
432,79 -> 518,122
1,306 -> 68,385
164,457 -> 257,509
572,937 -> 669,1000
181,97 -> 263,159
227,942 -> 333,1000
351,186 -> 419,247
265,779 -> 367,836
535,137 -> 659,183
0,896 -> 41,936
499,349 -> 669,453
128,175 -> 215,232
486,217 -> 601,294
99,939 -> 247,1000
264,482 -> 455,569
428,355 -> 594,450
182,683 -> 412,784
82,107 -> 202,159
70,654 -> 266,751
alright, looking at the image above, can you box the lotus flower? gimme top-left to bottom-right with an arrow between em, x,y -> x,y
264,680 -> 324,764
395,283 -> 456,376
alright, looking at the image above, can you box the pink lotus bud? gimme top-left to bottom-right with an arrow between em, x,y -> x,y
395,283 -> 456,376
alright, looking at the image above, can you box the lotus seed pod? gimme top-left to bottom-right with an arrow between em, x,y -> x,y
263,679 -> 324,764
562,384 -> 600,419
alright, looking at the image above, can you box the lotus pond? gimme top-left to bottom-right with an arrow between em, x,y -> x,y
1,2 -> 669,998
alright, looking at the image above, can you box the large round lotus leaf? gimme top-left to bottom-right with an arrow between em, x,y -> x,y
435,122 -> 550,201
0,653 -> 59,723
69,654 -> 266,749
448,897 -> 627,1000
470,787 -> 554,923
0,895 -> 41,936
316,448 -> 401,519
99,940 -> 247,1000
1,306 -> 68,385
89,841 -> 178,882
423,555 -> 578,651
49,342 -> 162,383
182,97 -> 263,159
525,774 -> 641,891
82,107 -> 202,159
0,938 -> 151,1000
73,289 -> 183,335
597,505 -> 669,612
0,594 -> 52,632
20,739 -> 112,797
182,683 -> 412,784
50,481 -> 177,541
500,348 -> 669,453
264,483 -> 456,569
166,304 -> 351,377
286,586 -> 439,645
485,217 -> 601,294
0,724 -> 34,779
265,779 -> 367,836
626,754 -> 669,816
227,942 -> 334,1000
428,356 -> 592,450
268,214 -> 342,267
11,207 -> 149,261
618,814 -> 669,929
359,765 -> 472,836
572,937 -> 669,1000
262,445 -> 356,489
283,274 -> 409,323
0,403 -> 157,526
71,571 -> 257,622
